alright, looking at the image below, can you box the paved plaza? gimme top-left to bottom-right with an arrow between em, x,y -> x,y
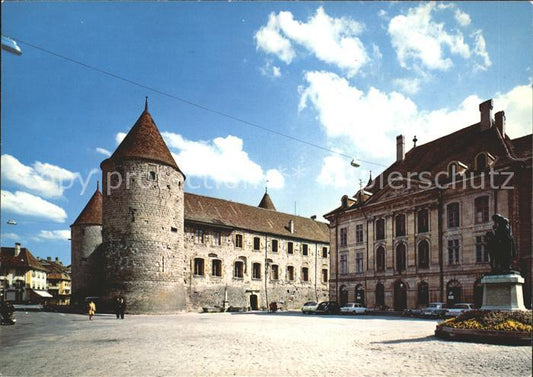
1,310 -> 531,377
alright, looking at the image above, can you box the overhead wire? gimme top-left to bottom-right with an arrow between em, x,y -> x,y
11,36 -> 386,167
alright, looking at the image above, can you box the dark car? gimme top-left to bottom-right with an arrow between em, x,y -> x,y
315,301 -> 340,315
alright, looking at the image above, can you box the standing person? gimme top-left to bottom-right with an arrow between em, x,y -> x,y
88,300 -> 96,320
119,298 -> 126,319
115,298 -> 121,319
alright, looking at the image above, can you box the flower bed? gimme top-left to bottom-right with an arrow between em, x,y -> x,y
435,310 -> 531,345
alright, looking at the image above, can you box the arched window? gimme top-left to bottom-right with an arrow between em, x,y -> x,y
395,243 -> 406,273
395,214 -> 406,237
474,196 -> 489,224
447,203 -> 460,228
476,153 -> 487,171
355,285 -> 365,305
375,283 -> 385,308
418,282 -> 429,307
417,209 -> 429,233
376,219 -> 385,240
376,246 -> 385,271
418,240 -> 429,269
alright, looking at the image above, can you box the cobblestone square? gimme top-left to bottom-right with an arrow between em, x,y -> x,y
1,311 -> 531,377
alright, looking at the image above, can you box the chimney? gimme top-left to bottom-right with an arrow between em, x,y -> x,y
14,242 -> 21,257
289,220 -> 295,234
479,99 -> 493,131
495,111 -> 506,137
396,135 -> 405,162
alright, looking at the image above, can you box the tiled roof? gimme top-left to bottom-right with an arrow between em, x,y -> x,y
184,193 -> 329,243
0,247 -> 47,271
509,134 -> 532,159
102,108 -> 182,173
258,192 -> 276,210
71,188 -> 103,226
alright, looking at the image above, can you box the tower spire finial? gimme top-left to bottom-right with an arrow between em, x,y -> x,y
144,96 -> 149,112
97,180 -> 100,192
265,179 -> 269,194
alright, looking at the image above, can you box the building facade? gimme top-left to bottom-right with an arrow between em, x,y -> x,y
324,99 -> 531,310
0,243 -> 52,303
38,257 -> 72,305
71,102 -> 329,313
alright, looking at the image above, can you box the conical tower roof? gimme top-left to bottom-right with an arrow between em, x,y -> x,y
258,192 -> 276,211
102,99 -> 181,173
71,186 -> 103,226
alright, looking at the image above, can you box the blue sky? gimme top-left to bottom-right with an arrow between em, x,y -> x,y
1,2 -> 532,264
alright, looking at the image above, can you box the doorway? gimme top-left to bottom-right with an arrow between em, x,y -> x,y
339,285 -> 348,306
393,280 -> 407,311
249,294 -> 258,310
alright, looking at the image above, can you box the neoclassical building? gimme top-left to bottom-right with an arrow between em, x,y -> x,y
324,99 -> 531,310
71,101 -> 329,313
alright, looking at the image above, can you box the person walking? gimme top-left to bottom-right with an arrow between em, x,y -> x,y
88,300 -> 96,320
118,298 -> 126,319
115,298 -> 122,319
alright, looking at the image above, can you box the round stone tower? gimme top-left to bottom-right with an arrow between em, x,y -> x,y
70,185 -> 103,303
100,99 -> 186,313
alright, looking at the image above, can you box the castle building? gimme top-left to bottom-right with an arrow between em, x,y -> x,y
324,99 -> 532,310
71,101 -> 329,313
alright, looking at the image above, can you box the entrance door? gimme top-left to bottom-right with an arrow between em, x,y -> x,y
339,285 -> 348,306
355,285 -> 365,305
250,294 -> 258,310
393,281 -> 407,311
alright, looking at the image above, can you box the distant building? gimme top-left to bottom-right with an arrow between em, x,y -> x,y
0,243 -> 52,303
38,257 -> 71,305
71,101 -> 330,313
324,99 -> 532,310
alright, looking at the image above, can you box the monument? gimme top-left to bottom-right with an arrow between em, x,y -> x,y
481,214 -> 526,311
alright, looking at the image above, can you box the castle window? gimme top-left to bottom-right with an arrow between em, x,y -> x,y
302,267 -> 309,282
288,242 -> 294,254
475,235 -> 489,263
212,232 -> 221,246
395,243 -> 406,273
272,239 -> 278,253
302,244 -> 308,256
340,254 -> 348,275
356,252 -> 364,273
234,261 -> 244,278
417,209 -> 429,233
287,266 -> 295,281
321,269 -> 328,283
447,203 -> 460,228
418,240 -> 429,269
418,282 -> 429,307
193,258 -> 204,276
149,171 -> 157,181
340,228 -> 347,247
474,196 -> 489,224
252,263 -> 261,279
322,247 -> 328,258
355,224 -> 364,243
211,259 -> 222,277
235,234 -> 243,248
476,153 -> 487,171
395,214 -> 406,237
253,237 -> 260,251
447,239 -> 460,265
376,219 -> 385,240
271,265 -> 279,280
376,246 -> 385,271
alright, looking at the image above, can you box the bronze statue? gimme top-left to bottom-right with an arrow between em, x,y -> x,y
485,214 -> 517,274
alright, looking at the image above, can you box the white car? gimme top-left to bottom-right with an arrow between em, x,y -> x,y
340,303 -> 366,314
301,301 -> 318,314
445,303 -> 475,317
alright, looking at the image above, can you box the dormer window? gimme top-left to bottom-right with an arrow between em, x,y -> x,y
447,161 -> 468,177
475,152 -> 495,171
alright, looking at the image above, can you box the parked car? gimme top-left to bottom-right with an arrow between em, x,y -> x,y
315,301 -> 341,315
445,303 -> 475,317
340,303 -> 366,315
420,302 -> 448,318
301,301 -> 318,314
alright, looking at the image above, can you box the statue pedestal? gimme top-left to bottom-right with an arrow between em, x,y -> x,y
480,274 -> 526,311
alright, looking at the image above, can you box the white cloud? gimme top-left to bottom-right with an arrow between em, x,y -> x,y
272,66 -> 281,77
95,147 -> 111,157
37,230 -> 70,241
316,154 -> 358,188
255,7 -> 368,77
0,232 -> 20,241
388,3 -> 483,71
1,190 -> 67,223
299,71 -> 531,161
260,61 -> 282,78
471,30 -> 491,71
162,132 -> 283,187
265,169 -> 285,189
1,155 -> 79,198
455,9 -> 471,26
393,78 -> 421,95
116,132 -> 127,145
